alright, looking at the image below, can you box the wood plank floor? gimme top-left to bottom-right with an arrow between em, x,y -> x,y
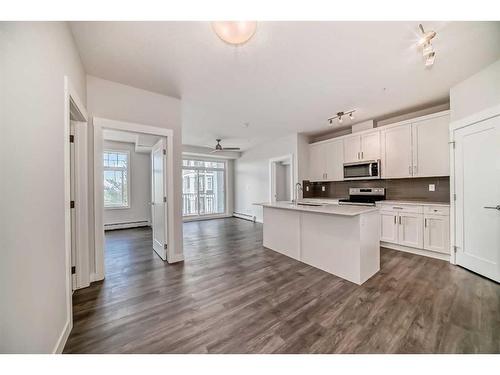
63,218 -> 500,353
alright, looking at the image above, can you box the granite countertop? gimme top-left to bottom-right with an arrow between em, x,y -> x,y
376,200 -> 450,207
254,201 -> 378,216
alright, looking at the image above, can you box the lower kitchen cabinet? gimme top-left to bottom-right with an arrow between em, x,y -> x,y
398,212 -> 424,249
380,211 -> 398,243
424,214 -> 450,254
378,202 -> 450,257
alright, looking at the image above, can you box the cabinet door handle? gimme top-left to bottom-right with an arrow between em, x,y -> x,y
325,173 -> 328,179
361,151 -> 364,159
357,152 -> 360,160
398,216 -> 401,225
424,218 -> 427,227
394,216 -> 396,224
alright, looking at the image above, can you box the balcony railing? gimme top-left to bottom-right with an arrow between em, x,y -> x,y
182,192 -> 220,216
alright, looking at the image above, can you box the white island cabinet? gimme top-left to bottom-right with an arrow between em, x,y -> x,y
255,202 -> 381,285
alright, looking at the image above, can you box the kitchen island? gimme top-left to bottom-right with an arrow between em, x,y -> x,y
255,201 -> 380,285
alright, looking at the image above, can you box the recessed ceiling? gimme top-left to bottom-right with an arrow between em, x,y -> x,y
70,21 -> 500,150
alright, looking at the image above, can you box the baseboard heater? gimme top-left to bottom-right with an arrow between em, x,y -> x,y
233,212 -> 256,223
104,220 -> 150,231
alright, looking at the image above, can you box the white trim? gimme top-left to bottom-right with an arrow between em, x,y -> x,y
62,76 -> 88,353
104,220 -> 151,230
183,214 -> 232,222
381,241 -> 450,261
449,104 -> 500,131
268,154 -> 295,202
52,319 -> 72,354
93,117 -> 180,282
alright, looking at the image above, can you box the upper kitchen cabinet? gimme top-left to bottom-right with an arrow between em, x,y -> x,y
381,123 -> 413,178
343,131 -> 380,163
411,113 -> 450,177
308,139 -> 344,181
325,139 -> 344,181
381,111 -> 450,178
309,142 -> 326,181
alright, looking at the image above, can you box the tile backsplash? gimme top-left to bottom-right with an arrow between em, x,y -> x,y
303,177 -> 450,203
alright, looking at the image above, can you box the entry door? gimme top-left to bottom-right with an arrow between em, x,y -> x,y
151,138 -> 168,260
455,116 -> 500,282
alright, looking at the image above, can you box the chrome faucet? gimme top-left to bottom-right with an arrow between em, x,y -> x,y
293,182 -> 303,203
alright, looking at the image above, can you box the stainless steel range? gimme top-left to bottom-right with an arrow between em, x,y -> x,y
338,187 -> 385,206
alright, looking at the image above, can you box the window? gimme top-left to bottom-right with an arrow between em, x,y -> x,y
182,158 -> 225,217
103,151 -> 129,208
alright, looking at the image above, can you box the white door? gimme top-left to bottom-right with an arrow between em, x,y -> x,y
69,121 -> 77,290
325,139 -> 344,181
398,212 -> 423,248
151,138 -> 168,260
309,143 -> 326,181
360,131 -> 380,161
380,211 -> 398,243
412,115 -> 450,177
424,215 -> 449,254
343,135 -> 361,163
455,116 -> 500,282
381,124 -> 413,178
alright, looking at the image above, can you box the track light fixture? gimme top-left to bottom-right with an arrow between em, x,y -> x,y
328,110 -> 356,127
418,24 -> 437,67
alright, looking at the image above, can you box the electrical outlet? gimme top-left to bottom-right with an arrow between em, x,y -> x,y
305,186 -> 310,192
321,186 -> 326,192
429,184 -> 435,192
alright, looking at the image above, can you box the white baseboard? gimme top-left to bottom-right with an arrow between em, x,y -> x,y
183,214 -> 232,222
233,213 -> 257,222
53,319 -> 72,354
104,220 -> 150,230
381,241 -> 450,261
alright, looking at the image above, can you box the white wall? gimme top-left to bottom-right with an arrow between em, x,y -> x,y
234,134 -> 299,222
103,140 -> 151,227
450,59 -> 500,122
86,76 -> 183,271
0,22 -> 86,353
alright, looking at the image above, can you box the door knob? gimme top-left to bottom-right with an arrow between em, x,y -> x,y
484,205 -> 500,210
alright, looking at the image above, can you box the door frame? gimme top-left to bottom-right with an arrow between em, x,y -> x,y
93,117 -> 180,281
269,154 -> 295,202
449,103 -> 500,265
60,77 -> 88,353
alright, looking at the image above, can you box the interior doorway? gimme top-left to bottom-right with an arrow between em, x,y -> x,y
269,154 -> 294,202
93,118 -> 180,281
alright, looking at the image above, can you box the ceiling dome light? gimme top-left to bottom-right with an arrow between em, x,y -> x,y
212,21 -> 257,45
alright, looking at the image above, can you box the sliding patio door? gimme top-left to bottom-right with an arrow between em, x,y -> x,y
182,159 -> 226,218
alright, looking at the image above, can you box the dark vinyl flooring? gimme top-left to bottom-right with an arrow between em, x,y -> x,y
63,218 -> 500,353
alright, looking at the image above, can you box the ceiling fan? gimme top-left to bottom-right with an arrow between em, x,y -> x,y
209,139 -> 240,153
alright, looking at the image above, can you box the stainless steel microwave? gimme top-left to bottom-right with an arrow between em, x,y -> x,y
343,160 -> 381,180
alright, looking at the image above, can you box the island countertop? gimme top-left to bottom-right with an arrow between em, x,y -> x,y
254,201 -> 378,216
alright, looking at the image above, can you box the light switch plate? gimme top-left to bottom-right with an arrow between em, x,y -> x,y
429,184 -> 435,192
321,186 -> 326,192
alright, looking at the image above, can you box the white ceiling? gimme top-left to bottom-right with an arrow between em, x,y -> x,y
71,21 -> 500,150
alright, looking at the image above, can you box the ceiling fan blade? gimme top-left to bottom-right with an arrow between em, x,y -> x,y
221,147 -> 241,151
